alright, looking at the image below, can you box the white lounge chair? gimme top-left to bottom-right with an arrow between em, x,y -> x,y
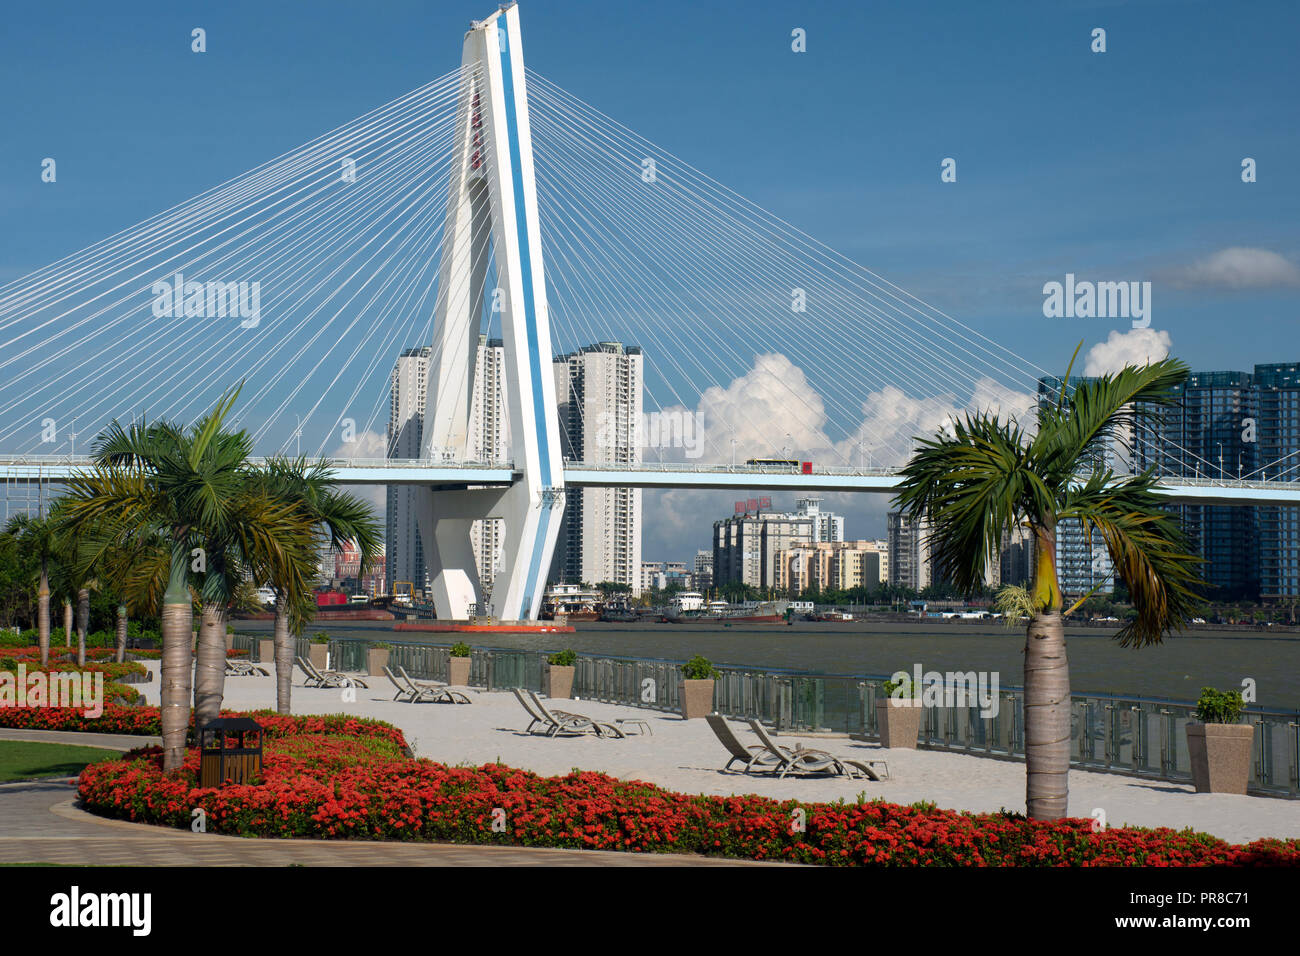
388,665 -> 470,703
747,719 -> 887,780
225,658 -> 269,677
296,655 -> 367,689
521,689 -> 624,738
705,714 -> 785,773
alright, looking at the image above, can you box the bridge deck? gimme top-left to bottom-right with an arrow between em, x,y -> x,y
1,456 -> 1296,505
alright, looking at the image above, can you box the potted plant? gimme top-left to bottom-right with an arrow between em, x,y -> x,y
448,641 -> 472,687
545,648 -> 577,699
366,642 -> 391,677
875,673 -> 924,749
678,655 -> 719,719
1186,686 -> 1254,794
307,632 -> 330,671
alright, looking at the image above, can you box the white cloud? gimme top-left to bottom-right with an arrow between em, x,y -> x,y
1166,247 -> 1300,289
692,353 -> 836,463
638,358 -> 1036,558
1083,328 -> 1172,376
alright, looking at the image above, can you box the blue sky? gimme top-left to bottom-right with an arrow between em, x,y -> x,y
2,0 -> 1297,552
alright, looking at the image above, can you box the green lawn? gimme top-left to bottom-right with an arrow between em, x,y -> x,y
0,741 -> 123,782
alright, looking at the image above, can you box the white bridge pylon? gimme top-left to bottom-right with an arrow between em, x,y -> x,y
416,5 -> 564,622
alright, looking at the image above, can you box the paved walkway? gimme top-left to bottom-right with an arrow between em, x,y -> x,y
0,730 -> 775,867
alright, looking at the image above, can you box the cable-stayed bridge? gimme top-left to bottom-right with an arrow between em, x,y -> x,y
1,4 -> 1296,620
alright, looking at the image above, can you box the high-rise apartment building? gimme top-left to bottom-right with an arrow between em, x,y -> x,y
713,504 -> 815,590
887,511 -> 932,591
550,343 -> 644,593
1253,363 -> 1300,600
796,496 -> 845,543
467,336 -> 508,595
1132,370 -> 1258,600
1132,364 -> 1300,601
386,347 -> 432,596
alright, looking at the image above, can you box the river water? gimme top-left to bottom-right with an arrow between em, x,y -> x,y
235,618 -> 1300,711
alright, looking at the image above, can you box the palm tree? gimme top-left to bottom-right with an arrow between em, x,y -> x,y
893,354 -> 1203,820
60,389 -> 246,771
251,458 -> 382,714
4,512 -> 58,666
60,389 -> 321,766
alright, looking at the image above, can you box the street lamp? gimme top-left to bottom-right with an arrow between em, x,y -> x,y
730,437 -> 738,467
1217,441 -> 1224,479
294,415 -> 303,458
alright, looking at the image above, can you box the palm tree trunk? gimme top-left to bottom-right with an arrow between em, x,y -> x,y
37,562 -> 50,668
159,541 -> 193,773
160,600 -> 194,772
1024,611 -> 1070,820
193,603 -> 229,730
115,603 -> 128,664
1025,520 -> 1069,820
274,601 -> 293,714
76,587 -> 89,668
62,600 -> 72,648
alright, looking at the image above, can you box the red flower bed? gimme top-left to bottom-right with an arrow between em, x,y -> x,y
74,728 -> 1300,866
0,702 -> 407,750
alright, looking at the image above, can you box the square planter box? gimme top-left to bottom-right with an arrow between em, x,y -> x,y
875,698 -> 924,749
224,634 -> 235,652
448,656 -> 471,687
366,647 -> 390,677
678,679 -> 715,719
257,639 -> 274,665
307,644 -> 329,671
1186,722 -> 1255,794
545,664 -> 575,700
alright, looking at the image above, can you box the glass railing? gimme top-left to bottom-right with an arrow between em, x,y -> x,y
231,632 -> 1299,797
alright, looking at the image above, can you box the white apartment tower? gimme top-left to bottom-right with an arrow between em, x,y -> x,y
550,343 -> 644,593
467,336 -> 509,596
387,347 -> 432,596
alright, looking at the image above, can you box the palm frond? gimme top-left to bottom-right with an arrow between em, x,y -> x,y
893,410 -> 1044,592
1057,471 -> 1205,647
1031,358 -> 1188,488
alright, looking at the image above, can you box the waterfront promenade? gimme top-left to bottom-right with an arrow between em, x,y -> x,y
134,664 -> 1300,845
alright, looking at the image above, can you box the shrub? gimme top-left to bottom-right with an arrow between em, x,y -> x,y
682,655 -> 719,680
370,642 -> 392,651
310,632 -> 330,645
1195,686 -> 1245,724
449,642 -> 472,658
547,649 -> 577,667
73,728 -> 1300,867
883,675 -> 922,699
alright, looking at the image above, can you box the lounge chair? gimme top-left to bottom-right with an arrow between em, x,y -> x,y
387,666 -> 470,703
705,714 -> 785,773
296,655 -> 368,689
225,658 -> 269,677
399,665 -> 456,693
747,719 -> 887,781
513,689 -> 585,736
520,689 -> 624,738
